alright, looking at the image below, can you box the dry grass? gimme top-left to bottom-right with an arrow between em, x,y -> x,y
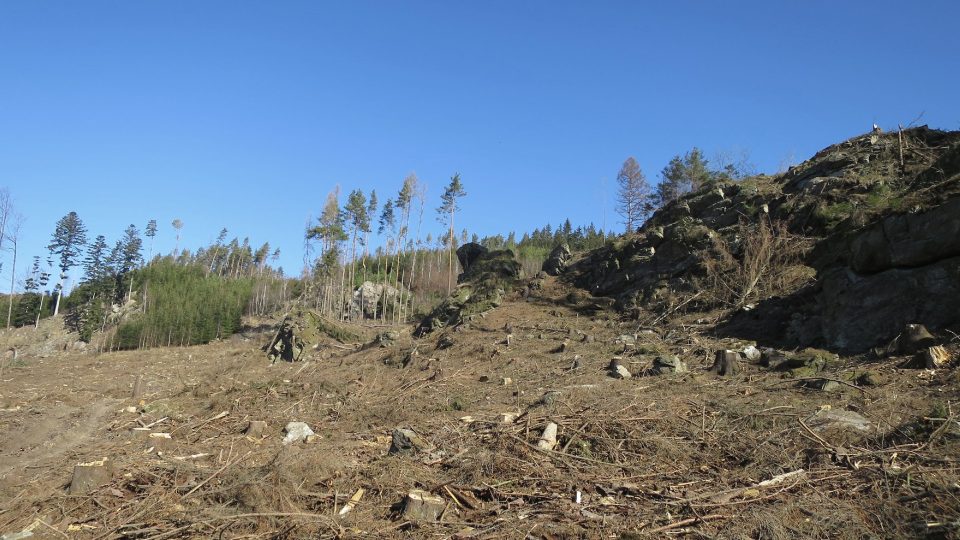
696,217 -> 814,310
1,276 -> 959,539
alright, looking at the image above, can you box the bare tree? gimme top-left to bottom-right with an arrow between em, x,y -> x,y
0,188 -> 11,270
6,213 -> 24,327
615,157 -> 652,233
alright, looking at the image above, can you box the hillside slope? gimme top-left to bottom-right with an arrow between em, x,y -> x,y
570,126 -> 960,353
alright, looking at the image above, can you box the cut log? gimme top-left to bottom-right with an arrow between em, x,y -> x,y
537,422 -> 558,451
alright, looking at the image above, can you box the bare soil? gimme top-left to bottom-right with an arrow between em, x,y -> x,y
1,276 -> 959,539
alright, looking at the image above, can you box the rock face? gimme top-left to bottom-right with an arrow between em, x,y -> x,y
415,246 -> 521,336
567,126 -> 960,353
812,259 -> 960,352
836,198 -> 960,274
542,243 -> 572,276
456,242 -> 488,274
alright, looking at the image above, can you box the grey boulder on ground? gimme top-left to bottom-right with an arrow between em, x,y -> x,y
389,428 -> 434,455
282,422 -> 315,445
651,355 -> 687,375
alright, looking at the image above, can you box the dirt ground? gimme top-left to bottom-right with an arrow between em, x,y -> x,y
1,276 -> 959,539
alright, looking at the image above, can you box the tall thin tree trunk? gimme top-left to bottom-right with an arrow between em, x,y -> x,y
35,294 -> 44,328
53,275 -> 65,317
447,207 -> 455,293
6,238 -> 17,328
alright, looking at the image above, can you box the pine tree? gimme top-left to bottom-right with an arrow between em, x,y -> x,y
145,219 -> 158,263
377,198 -> 396,321
655,148 -> 713,208
615,157 -> 652,233
437,173 -> 466,293
114,224 -> 143,302
306,189 -> 347,315
343,189 -> 369,315
48,211 -> 88,317
83,234 -> 112,301
394,174 -> 418,322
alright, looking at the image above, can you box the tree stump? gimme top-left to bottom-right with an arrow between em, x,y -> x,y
900,324 -> 936,354
132,374 -> 145,399
710,350 -> 740,376
69,458 -> 114,494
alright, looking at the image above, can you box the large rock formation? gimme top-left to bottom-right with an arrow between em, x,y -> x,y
568,126 -> 960,353
542,243 -> 572,276
414,243 -> 521,337
349,281 -> 401,319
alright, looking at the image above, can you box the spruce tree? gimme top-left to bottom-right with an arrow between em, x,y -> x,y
437,173 -> 466,293
145,219 -> 158,263
47,211 -> 87,316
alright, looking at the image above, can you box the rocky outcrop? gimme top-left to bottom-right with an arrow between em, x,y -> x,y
842,198 -> 960,273
414,244 -> 521,337
265,308 -> 364,361
569,126 -> 960,353
811,256 -> 960,352
542,243 -> 572,276
350,281 -> 401,319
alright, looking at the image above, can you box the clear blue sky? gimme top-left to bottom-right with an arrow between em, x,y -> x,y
1,1 -> 958,285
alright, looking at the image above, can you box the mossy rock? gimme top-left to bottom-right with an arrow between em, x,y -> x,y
777,348 -> 838,377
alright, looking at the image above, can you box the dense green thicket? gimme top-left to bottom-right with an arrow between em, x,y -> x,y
113,261 -> 253,349
5,292 -> 54,328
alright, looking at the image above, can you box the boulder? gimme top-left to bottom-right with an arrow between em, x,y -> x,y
282,422 -> 315,445
456,242 -> 488,274
389,428 -> 434,455
805,409 -> 872,433
351,282 -> 401,319
742,345 -> 762,362
650,355 -> 687,375
608,358 -> 632,379
415,248 -> 520,336
542,243 -> 572,276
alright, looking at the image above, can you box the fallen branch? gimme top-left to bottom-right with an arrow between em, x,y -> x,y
770,377 -> 871,395
182,451 -> 252,499
646,514 -> 727,533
